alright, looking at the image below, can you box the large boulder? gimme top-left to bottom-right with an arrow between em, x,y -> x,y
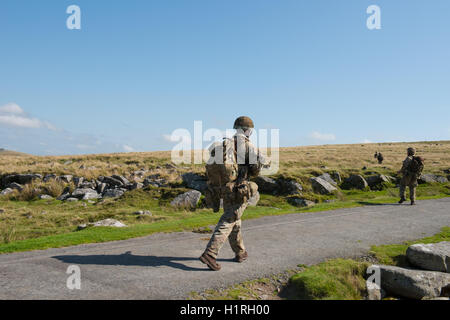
317,173 -> 337,186
7,182 -> 24,192
78,218 -> 127,230
182,173 -> 207,192
253,176 -> 279,194
71,188 -> 100,200
102,176 -> 124,187
253,177 -> 302,195
277,179 -> 303,195
58,175 -> 73,183
342,175 -> 369,190
366,174 -> 391,190
310,177 -> 337,195
170,190 -> 202,209
418,174 -> 449,184
375,264 -> 450,299
331,172 -> 342,184
0,188 -> 14,196
103,188 -> 126,198
73,177 -> 84,187
406,242 -> 450,273
2,174 -> 41,187
112,175 -> 130,186
126,182 -> 143,190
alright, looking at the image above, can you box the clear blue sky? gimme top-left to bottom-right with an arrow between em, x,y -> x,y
1,0 -> 449,155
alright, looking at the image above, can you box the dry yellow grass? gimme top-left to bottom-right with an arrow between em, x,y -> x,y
0,141 -> 449,181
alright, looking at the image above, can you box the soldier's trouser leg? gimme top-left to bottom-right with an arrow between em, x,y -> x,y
204,216 -> 237,259
204,201 -> 247,259
228,219 -> 245,256
399,183 -> 406,199
409,185 -> 416,201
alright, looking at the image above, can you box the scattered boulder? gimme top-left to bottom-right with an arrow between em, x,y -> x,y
71,188 -> 100,200
58,175 -> 73,183
310,177 -> 337,195
254,177 -> 302,195
170,190 -> 202,209
103,176 -> 124,187
73,177 -> 84,187
39,195 -> 53,200
182,173 -> 208,192
277,179 -> 303,195
57,192 -> 71,201
406,242 -> 450,273
0,188 -> 14,196
375,264 -> 450,299
78,218 -> 127,230
7,182 -> 24,192
366,174 -> 391,190
418,174 -> 449,184
2,174 -> 41,186
97,183 -> 107,194
103,189 -> 125,198
66,198 -> 79,202
112,175 -> 130,186
126,182 -> 143,191
342,175 -> 369,190
253,176 -> 278,194
331,172 -> 342,184
43,174 -> 57,182
288,197 -> 315,208
317,173 -> 337,186
133,210 -> 152,216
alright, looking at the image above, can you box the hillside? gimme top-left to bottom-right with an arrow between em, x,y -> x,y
0,148 -> 30,157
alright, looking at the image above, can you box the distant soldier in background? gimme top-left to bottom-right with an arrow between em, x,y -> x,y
376,152 -> 384,164
398,147 -> 424,205
200,116 -> 267,271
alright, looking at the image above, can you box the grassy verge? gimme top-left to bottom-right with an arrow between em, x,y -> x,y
190,227 -> 450,300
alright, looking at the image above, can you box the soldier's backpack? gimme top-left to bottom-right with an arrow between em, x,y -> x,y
408,156 -> 424,176
204,138 -> 239,212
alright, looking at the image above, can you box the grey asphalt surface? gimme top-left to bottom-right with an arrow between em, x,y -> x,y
0,198 -> 449,300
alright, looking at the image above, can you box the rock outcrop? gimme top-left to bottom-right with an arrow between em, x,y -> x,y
406,242 -> 450,273
310,177 -> 337,195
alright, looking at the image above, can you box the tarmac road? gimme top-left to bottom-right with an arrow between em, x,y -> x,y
0,198 -> 449,299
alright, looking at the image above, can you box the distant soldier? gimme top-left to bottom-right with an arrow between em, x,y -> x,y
398,147 -> 424,205
377,152 -> 384,164
200,116 -> 267,271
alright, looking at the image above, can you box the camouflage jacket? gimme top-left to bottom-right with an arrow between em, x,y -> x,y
234,132 -> 268,182
400,156 -> 413,176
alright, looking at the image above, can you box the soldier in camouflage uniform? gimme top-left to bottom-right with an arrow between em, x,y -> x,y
398,147 -> 418,205
200,116 -> 266,271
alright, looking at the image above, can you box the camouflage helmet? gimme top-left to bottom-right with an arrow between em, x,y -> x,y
233,116 -> 254,130
407,147 -> 416,156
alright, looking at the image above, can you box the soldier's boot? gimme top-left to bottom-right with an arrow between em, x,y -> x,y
398,197 -> 406,204
199,252 -> 221,271
410,201 -> 416,205
234,251 -> 248,263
